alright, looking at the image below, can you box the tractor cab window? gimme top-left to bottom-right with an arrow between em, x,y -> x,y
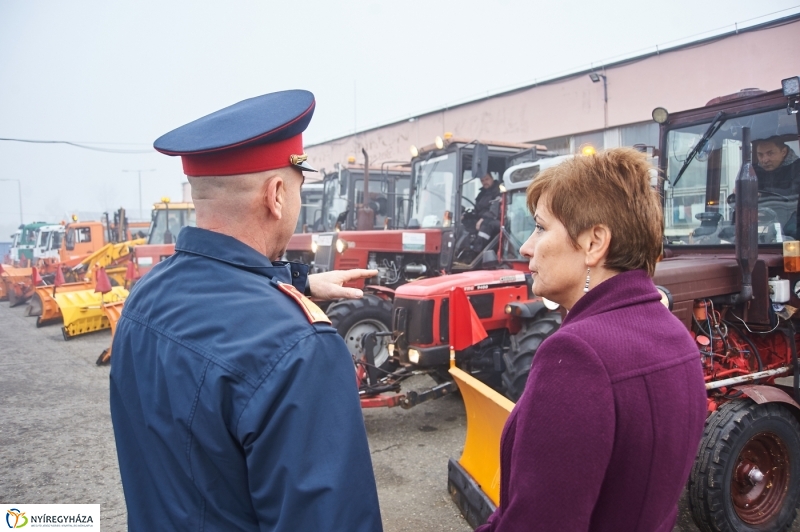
148,208 -> 196,245
321,172 -> 350,231
296,187 -> 323,233
354,178 -> 391,229
409,153 -> 457,228
501,190 -> 536,260
664,108 -> 800,246
393,176 -> 410,228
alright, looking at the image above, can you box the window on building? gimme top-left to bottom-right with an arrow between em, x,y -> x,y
620,122 -> 659,149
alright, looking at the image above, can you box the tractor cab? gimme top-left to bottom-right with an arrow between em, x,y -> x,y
129,200 -> 196,284
147,200 -> 195,246
406,137 -> 546,272
284,165 -> 411,264
318,164 -> 411,232
295,182 -> 323,234
497,155 -> 575,269
660,91 -> 800,249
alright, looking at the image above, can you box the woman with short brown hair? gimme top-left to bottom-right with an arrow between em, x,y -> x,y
476,148 -> 707,532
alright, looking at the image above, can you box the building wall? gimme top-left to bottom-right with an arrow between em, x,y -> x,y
306,17 -> 800,174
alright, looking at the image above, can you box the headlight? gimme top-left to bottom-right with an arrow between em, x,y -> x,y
336,239 -> 348,253
387,343 -> 395,357
311,241 -> 318,254
408,348 -> 420,364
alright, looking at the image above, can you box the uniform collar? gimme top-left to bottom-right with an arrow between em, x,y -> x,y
175,226 -> 305,285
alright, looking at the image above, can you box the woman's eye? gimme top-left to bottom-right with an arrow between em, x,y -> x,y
535,223 -> 544,233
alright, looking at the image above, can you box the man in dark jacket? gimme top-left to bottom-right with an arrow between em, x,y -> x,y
755,137 -> 800,191
471,173 -> 502,253
754,137 -> 800,238
110,90 -> 383,532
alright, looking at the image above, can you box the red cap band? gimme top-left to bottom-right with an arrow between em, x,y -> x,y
181,134 -> 304,177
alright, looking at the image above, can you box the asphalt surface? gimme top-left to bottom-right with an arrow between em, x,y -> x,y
1,300 -> 799,532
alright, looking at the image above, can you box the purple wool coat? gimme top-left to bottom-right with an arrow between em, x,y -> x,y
476,269 -> 707,532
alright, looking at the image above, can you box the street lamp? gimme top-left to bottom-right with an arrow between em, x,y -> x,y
589,72 -> 608,128
0,179 -> 23,225
123,169 -> 155,221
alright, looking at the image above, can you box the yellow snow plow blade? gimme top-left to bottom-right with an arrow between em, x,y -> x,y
96,301 -> 125,365
56,287 -> 128,340
447,366 -> 513,528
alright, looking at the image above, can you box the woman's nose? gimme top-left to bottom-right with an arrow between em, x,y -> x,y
520,235 -> 534,258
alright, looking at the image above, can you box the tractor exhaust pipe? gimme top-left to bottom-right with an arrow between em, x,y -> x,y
357,148 -> 375,231
735,126 -> 758,304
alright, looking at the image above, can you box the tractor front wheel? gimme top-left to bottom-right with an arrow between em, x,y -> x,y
326,294 -> 395,371
502,311 -> 561,401
689,399 -> 800,532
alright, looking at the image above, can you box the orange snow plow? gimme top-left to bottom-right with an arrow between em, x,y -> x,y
1,266 -> 33,306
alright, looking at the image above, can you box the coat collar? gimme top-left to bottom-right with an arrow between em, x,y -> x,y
562,269 -> 660,326
175,226 -> 300,284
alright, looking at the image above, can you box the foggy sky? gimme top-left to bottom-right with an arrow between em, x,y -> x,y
1,0 -> 798,239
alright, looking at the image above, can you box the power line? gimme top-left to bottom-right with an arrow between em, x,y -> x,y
0,137 -> 153,154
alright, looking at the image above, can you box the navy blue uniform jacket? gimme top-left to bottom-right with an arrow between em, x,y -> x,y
110,227 -> 382,532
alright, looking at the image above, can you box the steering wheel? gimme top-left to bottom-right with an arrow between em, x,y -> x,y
759,190 -> 793,202
462,196 -> 476,208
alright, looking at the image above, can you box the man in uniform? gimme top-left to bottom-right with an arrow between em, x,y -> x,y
109,90 -> 383,531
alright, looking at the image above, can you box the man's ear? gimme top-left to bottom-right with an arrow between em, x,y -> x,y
579,224 -> 611,268
261,175 -> 284,220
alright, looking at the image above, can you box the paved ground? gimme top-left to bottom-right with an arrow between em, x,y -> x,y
1,300 -> 798,531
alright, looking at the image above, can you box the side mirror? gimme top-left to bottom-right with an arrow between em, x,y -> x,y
472,143 -> 489,180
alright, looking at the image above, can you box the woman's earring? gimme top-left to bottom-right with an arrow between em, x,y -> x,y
583,268 -> 591,293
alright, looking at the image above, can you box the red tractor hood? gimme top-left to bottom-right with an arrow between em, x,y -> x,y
395,270 -> 528,298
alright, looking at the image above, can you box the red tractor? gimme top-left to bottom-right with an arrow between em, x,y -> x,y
447,78 -> 800,532
357,156 -> 572,407
313,138 -> 551,370
283,163 -> 410,265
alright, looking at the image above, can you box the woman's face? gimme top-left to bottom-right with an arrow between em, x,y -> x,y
519,196 -> 588,309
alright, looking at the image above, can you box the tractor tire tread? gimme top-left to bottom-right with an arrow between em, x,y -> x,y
501,312 -> 561,402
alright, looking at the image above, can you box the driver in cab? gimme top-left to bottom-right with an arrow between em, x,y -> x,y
471,172 -> 502,252
754,137 -> 800,239
755,136 -> 800,192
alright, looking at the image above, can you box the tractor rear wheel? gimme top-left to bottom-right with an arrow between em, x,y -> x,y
326,294 -> 395,372
688,399 -> 800,532
502,311 -> 561,402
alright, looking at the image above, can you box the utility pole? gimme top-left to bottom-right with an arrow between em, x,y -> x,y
0,179 -> 23,224
123,169 -> 155,221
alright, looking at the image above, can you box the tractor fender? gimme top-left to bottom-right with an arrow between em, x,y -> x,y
733,384 -> 800,415
363,284 -> 395,301
505,299 -> 547,320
